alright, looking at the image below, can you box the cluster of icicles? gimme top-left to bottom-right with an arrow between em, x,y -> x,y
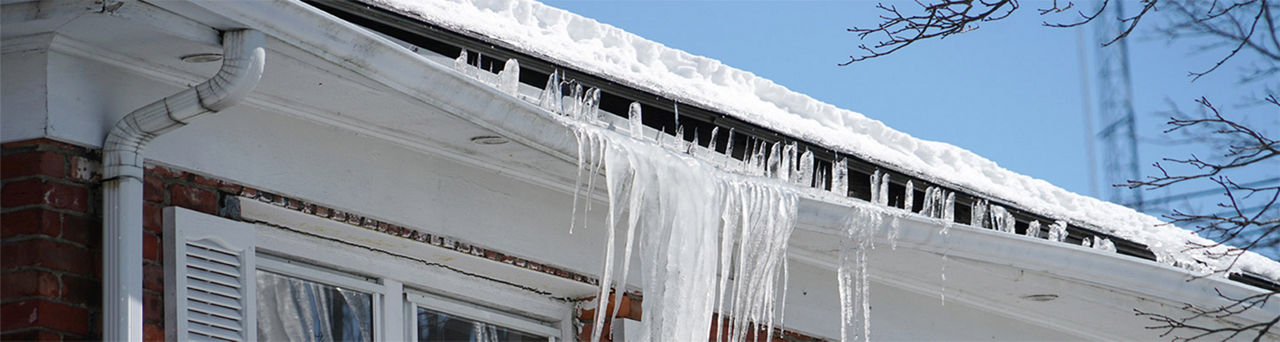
453,52 -> 1119,341
569,109 -> 804,342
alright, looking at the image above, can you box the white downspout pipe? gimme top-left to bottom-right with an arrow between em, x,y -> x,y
102,29 -> 265,342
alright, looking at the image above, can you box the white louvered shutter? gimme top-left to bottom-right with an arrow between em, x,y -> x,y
164,206 -> 257,342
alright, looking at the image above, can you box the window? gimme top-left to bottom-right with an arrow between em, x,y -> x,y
407,291 -> 558,342
255,256 -> 383,342
167,205 -> 570,341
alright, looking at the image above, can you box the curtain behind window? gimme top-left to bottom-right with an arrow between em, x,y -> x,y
257,270 -> 374,342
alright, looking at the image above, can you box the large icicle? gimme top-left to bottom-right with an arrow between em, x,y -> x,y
565,119 -> 798,342
838,207 -> 879,342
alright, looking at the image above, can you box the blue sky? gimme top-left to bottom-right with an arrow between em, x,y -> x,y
543,0 -> 1278,224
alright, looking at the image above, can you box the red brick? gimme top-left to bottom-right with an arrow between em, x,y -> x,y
68,156 -> 101,183
46,182 -> 89,212
2,179 -> 89,212
143,262 -> 163,293
142,291 -> 162,323
143,174 -> 165,204
58,213 -> 96,246
189,174 -> 220,188
1,151 -> 64,179
1,178 -> 48,208
143,203 -> 163,234
144,323 -> 164,342
1,269 -> 60,299
1,239 -> 93,275
1,209 -> 60,239
167,184 -> 216,215
58,275 -> 98,307
215,180 -> 242,195
145,165 -> 184,180
142,232 -> 160,263
1,300 -> 90,336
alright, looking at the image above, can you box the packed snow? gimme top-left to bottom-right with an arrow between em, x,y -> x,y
368,0 -> 1277,284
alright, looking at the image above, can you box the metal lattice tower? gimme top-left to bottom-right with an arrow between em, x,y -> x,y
1093,1 -> 1144,211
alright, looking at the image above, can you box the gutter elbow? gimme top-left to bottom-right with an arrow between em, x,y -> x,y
102,29 -> 266,179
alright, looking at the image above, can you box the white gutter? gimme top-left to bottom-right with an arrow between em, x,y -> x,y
101,29 -> 265,342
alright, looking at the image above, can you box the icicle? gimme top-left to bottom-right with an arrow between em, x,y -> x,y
1047,220 -> 1068,242
798,150 -> 814,187
1025,221 -> 1041,238
727,129 -> 737,160
708,127 -> 720,152
942,192 -> 955,222
1095,237 -> 1116,252
568,131 -> 589,234
768,143 -> 783,180
877,174 -> 891,207
971,199 -> 988,229
839,208 -> 877,342
780,143 -> 797,183
690,131 -> 700,155
674,126 -> 685,151
888,215 -> 901,250
568,82 -> 584,119
869,170 -> 881,205
628,102 -> 644,140
833,158 -> 848,197
816,167 -> 829,191
567,121 -> 800,342
940,254 -> 948,305
453,49 -> 469,73
990,205 -> 1013,234
919,187 -> 935,218
585,88 -> 602,124
589,136 -> 625,342
496,58 -> 520,96
583,134 -> 606,213
903,180 -> 914,212
539,70 -> 562,113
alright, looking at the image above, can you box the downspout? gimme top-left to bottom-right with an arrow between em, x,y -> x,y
102,29 -> 265,342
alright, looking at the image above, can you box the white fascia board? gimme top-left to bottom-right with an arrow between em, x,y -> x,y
792,197 -> 1279,325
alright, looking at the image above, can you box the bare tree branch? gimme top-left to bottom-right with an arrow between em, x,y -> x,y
1126,96 -> 1280,341
1135,290 -> 1279,341
840,0 -> 1020,65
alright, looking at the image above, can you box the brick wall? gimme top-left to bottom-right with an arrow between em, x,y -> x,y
1,138 -> 235,341
2,139 -> 103,341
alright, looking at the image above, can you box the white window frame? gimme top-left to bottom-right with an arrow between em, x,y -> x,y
237,198 -> 576,341
255,255 -> 386,341
405,289 -> 560,342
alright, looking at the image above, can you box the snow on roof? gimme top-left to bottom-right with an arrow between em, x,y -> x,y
360,0 -> 1279,279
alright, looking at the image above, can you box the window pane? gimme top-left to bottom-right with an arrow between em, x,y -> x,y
257,270 -> 374,342
416,307 -> 543,342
